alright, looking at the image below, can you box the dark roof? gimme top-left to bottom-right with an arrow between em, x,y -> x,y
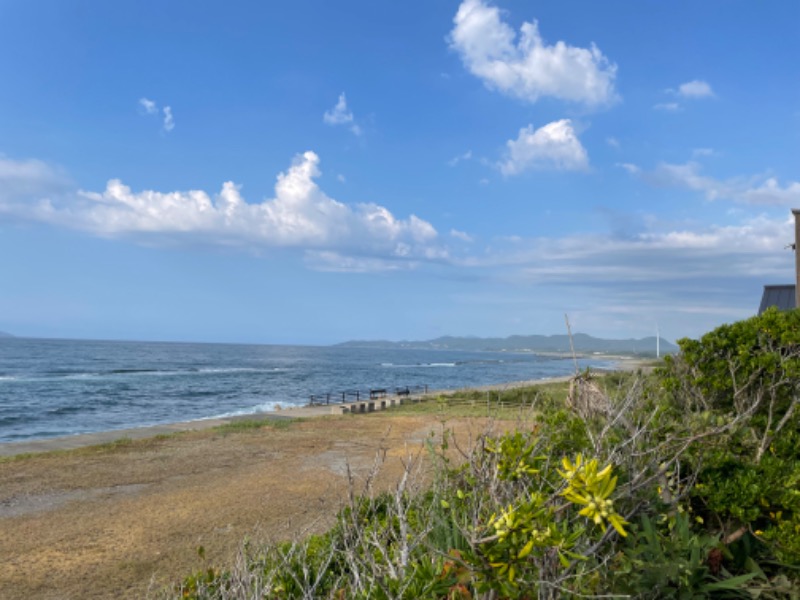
758,284 -> 796,314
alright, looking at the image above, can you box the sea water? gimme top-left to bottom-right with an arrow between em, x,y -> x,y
0,338 -> 616,443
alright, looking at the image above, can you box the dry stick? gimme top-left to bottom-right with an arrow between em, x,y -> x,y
565,314 -> 579,376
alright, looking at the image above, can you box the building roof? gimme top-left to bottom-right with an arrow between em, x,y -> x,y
758,284 -> 797,314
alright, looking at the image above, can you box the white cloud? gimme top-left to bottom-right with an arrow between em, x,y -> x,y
323,93 -> 362,136
448,150 -> 473,166
740,178 -> 800,206
0,157 -> 72,209
138,98 -> 174,133
4,152 -> 794,332
677,79 -> 714,98
163,106 -> 174,132
323,93 -> 353,125
615,162 -> 640,175
139,98 -> 158,114
656,80 -> 714,112
606,137 -> 619,148
450,229 -> 474,242
458,212 -> 795,286
449,0 -> 617,107
304,251 -> 417,273
0,152 -> 442,270
649,162 -> 800,206
499,119 -> 588,175
692,148 -> 715,157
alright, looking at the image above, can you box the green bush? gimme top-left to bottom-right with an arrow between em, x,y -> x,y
173,313 -> 800,598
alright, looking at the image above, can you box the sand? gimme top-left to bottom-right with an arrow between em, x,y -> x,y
0,408 -> 493,599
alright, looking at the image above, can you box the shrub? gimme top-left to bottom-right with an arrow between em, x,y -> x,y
172,312 -> 800,598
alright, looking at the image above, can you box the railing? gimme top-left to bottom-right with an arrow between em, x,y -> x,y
309,384 -> 429,406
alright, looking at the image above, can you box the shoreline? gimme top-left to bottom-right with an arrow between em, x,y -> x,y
0,402 -> 478,598
0,358 -> 654,458
0,358 -> 656,598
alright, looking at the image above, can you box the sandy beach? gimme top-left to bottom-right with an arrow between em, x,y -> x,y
0,389 -> 531,599
0,364 -> 653,599
0,409 -> 464,598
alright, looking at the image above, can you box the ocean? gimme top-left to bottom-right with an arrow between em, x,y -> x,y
0,338 -> 617,443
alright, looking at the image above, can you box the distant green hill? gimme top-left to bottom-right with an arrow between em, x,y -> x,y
335,333 -> 676,356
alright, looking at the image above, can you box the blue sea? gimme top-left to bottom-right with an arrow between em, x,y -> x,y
0,338 -> 616,443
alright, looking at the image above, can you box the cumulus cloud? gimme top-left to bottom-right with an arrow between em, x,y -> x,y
499,119 -> 588,175
0,152 -> 443,270
323,93 -> 362,135
449,0 -> 617,106
656,80 -> 714,111
648,162 -> 800,206
677,79 -> 714,98
4,152 -> 793,330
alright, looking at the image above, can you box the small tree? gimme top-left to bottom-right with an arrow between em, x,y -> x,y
661,307 -> 800,462
660,307 -> 800,565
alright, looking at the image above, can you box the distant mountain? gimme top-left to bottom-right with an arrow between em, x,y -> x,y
336,333 -> 677,356
0,331 -> 14,338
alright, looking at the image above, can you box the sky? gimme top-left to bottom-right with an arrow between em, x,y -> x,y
1,1 -> 799,345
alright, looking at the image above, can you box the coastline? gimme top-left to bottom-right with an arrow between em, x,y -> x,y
0,359 -> 656,599
1,406 -> 468,598
0,357 -> 653,458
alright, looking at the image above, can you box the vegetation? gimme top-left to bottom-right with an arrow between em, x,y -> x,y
212,416 -> 298,435
391,382 -> 570,419
173,308 -> 800,599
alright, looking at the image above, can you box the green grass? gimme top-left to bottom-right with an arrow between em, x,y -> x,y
387,380 -> 571,419
0,419 -> 301,463
0,436 -> 142,463
212,416 -> 298,435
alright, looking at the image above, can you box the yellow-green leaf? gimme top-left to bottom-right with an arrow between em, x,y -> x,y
517,539 -> 534,559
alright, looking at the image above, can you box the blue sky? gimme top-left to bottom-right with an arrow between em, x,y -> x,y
1,1 -> 799,345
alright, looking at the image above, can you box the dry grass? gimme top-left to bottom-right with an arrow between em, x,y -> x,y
0,410 -> 499,599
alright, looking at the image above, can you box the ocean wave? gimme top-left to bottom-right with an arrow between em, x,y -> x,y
195,367 -> 273,374
45,404 -> 88,416
380,362 -> 458,368
207,401 -> 287,419
23,366 -> 286,381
